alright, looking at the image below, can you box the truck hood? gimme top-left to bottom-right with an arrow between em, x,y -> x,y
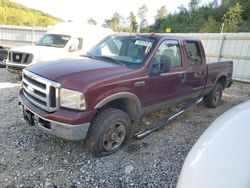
10,45 -> 67,61
26,57 -> 131,90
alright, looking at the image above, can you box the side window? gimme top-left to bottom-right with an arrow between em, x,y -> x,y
184,41 -> 202,65
77,38 -> 83,50
69,38 -> 82,52
42,35 -> 53,44
153,40 -> 182,69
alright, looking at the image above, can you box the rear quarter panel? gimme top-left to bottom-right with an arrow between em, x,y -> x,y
204,61 -> 233,94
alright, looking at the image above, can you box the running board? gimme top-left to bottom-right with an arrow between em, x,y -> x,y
135,97 -> 203,139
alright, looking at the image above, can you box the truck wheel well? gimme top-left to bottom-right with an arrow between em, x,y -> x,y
217,76 -> 227,89
97,98 -> 139,122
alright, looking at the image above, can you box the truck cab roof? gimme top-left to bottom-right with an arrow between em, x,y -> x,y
111,33 -> 200,42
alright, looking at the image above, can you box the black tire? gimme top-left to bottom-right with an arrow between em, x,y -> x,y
0,50 -> 8,68
204,82 -> 223,108
85,108 -> 131,157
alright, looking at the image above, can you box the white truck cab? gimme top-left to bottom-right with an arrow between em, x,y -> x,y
6,22 -> 113,74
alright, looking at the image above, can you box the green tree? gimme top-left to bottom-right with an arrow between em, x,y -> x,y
103,0 -> 250,33
210,0 -> 219,8
189,0 -> 200,12
154,6 -> 168,31
0,0 -> 59,26
87,18 -> 97,25
155,6 -> 167,20
223,3 -> 243,32
104,13 -> 122,31
221,0 -> 234,5
138,4 -> 148,31
200,16 -> 220,32
129,12 -> 138,32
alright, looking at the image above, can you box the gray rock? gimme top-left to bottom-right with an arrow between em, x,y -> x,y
125,165 -> 134,174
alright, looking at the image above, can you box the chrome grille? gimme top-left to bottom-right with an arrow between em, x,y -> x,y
9,51 -> 33,64
22,69 -> 61,112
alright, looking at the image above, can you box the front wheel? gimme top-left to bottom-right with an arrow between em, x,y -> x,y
0,50 -> 7,68
204,82 -> 223,108
85,108 -> 131,157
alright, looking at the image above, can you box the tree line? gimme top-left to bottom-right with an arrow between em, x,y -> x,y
0,0 -> 59,26
88,0 -> 249,33
151,0 -> 249,33
1,0 -> 249,33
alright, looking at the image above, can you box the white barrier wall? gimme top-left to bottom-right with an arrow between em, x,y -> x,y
0,25 -> 47,48
174,33 -> 250,82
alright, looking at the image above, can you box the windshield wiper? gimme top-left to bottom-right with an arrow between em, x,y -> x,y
82,53 -> 125,66
96,55 -> 125,66
81,53 -> 96,59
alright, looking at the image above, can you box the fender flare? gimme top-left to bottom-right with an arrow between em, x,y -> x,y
214,73 -> 227,89
94,92 -> 142,120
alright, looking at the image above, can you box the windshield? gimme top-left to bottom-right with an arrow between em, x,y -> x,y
88,35 -> 156,66
36,34 -> 71,48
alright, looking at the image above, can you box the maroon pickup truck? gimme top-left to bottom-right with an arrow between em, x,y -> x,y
19,34 -> 233,157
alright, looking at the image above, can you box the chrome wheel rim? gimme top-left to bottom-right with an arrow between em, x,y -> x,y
103,122 -> 126,152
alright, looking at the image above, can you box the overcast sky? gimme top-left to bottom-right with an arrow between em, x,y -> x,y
11,0 -> 213,25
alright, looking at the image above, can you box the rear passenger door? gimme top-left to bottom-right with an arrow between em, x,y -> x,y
183,40 -> 207,97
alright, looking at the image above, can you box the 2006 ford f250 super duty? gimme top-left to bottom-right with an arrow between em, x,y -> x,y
19,34 -> 233,157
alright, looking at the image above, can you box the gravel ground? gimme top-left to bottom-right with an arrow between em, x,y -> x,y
0,68 -> 250,188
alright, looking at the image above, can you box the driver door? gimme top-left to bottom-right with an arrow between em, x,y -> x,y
143,40 -> 186,107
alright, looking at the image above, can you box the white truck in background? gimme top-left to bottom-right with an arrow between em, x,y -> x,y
6,22 -> 113,74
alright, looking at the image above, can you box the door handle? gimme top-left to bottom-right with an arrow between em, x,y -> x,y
134,81 -> 145,87
180,72 -> 186,83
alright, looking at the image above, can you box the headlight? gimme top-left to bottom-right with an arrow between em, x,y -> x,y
60,88 -> 87,110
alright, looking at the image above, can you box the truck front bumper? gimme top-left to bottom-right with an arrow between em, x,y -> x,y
19,101 -> 90,141
6,62 -> 27,74
19,90 -> 96,141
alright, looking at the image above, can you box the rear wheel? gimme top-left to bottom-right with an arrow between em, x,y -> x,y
85,108 -> 131,157
204,82 -> 223,108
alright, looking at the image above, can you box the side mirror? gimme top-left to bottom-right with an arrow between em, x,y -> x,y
68,44 -> 77,52
150,56 -> 171,74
